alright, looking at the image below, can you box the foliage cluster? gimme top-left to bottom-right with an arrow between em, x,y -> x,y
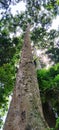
37,63 -> 59,109
37,63 -> 59,129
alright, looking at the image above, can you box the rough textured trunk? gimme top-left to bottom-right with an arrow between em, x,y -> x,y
3,26 -> 48,130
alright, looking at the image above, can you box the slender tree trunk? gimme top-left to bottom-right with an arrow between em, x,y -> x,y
3,26 -> 48,130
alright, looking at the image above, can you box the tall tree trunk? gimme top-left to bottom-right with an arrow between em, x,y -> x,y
3,26 -> 48,130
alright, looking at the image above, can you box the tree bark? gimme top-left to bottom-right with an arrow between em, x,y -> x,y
3,26 -> 48,130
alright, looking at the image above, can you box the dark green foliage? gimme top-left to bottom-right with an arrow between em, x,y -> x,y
37,63 -> 59,98
46,47 -> 59,63
45,0 -> 59,16
0,64 -> 15,100
0,27 -> 23,66
0,29 -> 14,66
0,33 -> 23,93
0,63 -> 15,128
31,27 -> 47,46
37,64 -> 59,128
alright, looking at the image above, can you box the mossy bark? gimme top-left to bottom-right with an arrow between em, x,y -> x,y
3,26 -> 48,130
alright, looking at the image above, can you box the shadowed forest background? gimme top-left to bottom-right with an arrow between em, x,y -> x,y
0,0 -> 59,130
